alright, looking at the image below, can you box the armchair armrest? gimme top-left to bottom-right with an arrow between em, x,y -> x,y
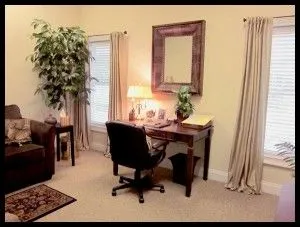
30,120 -> 56,175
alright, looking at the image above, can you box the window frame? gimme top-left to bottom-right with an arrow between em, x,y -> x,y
88,35 -> 111,132
263,17 -> 295,169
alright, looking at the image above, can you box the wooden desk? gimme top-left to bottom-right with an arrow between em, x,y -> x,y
114,120 -> 214,197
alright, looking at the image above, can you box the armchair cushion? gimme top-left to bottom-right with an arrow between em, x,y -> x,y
6,119 -> 32,144
5,144 -> 45,169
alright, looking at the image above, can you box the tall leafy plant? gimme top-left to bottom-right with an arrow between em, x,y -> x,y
27,19 -> 94,111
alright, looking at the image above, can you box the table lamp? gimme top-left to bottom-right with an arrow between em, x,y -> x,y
127,86 -> 153,120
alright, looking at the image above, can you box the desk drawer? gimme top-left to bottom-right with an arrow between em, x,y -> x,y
146,129 -> 174,141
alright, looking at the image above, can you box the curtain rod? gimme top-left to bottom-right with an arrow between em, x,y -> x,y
243,15 -> 295,22
88,31 -> 127,37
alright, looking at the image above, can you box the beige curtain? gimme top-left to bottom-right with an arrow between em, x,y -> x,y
67,76 -> 91,153
104,32 -> 127,158
225,17 -> 273,194
71,99 -> 90,151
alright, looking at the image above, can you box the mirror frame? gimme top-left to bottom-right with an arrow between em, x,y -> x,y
151,20 -> 206,95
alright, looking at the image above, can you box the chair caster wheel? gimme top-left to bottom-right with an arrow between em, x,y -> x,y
112,191 -> 117,196
139,198 -> 144,203
119,178 -> 124,183
160,187 -> 165,193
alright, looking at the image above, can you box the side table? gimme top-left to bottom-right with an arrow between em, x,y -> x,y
55,124 -> 75,166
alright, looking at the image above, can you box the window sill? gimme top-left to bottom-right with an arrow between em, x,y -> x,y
91,124 -> 107,133
263,154 -> 290,169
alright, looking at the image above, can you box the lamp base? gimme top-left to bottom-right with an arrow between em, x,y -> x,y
135,114 -> 144,121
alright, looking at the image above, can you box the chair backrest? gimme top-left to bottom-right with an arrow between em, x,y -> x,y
106,121 -> 151,170
5,105 -> 22,119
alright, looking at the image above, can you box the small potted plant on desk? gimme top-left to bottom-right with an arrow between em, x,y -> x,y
175,85 -> 194,123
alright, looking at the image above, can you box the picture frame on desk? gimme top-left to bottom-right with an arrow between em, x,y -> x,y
157,108 -> 166,120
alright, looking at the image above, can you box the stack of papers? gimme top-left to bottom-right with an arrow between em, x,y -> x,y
143,121 -> 171,128
181,114 -> 214,128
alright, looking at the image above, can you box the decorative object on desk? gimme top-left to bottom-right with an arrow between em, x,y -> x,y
27,18 -> 96,112
175,85 -> 194,123
157,108 -> 166,120
146,109 -> 156,122
275,142 -> 295,176
128,108 -> 136,121
44,114 -> 57,125
5,184 -> 76,222
127,85 -> 153,120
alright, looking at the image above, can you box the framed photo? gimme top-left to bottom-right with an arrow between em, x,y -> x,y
157,108 -> 166,120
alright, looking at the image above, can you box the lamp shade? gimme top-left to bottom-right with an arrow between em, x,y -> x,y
127,86 -> 153,99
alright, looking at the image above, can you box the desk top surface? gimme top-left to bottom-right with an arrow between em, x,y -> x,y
125,120 -> 213,136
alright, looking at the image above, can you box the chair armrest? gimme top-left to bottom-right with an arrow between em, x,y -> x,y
30,120 -> 55,146
149,140 -> 169,165
30,120 -> 56,175
152,140 -> 169,150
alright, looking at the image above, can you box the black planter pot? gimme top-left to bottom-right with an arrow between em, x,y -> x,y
176,110 -> 189,123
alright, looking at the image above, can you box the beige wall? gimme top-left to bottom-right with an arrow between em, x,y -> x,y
5,5 -> 81,121
79,5 -> 294,187
5,5 -> 294,189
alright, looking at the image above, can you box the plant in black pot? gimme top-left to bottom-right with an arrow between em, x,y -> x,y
27,19 -> 95,123
175,85 -> 194,123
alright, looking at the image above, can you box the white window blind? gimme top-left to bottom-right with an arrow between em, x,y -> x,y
264,23 -> 295,154
88,36 -> 111,126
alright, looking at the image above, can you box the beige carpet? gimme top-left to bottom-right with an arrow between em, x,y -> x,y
7,150 -> 278,222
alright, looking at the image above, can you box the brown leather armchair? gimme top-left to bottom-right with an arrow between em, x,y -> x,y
5,105 -> 56,193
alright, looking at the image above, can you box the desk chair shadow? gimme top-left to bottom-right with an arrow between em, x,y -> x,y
106,121 -> 169,203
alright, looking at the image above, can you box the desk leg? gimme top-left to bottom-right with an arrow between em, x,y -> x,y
113,162 -> 118,176
203,129 -> 212,180
70,129 -> 75,166
186,142 -> 194,197
56,134 -> 60,161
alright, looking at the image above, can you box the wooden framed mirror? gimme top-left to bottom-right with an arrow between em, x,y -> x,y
151,20 -> 206,95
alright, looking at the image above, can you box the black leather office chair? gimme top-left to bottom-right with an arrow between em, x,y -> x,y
106,120 -> 169,203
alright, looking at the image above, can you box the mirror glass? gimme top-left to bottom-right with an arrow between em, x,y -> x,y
164,36 -> 193,83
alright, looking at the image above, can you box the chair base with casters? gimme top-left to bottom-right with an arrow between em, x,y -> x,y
112,169 -> 165,203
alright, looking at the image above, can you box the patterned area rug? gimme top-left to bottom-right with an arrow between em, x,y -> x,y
5,184 -> 76,222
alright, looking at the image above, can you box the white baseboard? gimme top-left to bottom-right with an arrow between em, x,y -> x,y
90,142 -> 107,153
91,142 -> 281,195
203,168 -> 281,196
261,181 -> 281,196
164,162 -> 280,195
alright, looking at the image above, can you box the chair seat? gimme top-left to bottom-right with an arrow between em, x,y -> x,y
5,144 -> 45,168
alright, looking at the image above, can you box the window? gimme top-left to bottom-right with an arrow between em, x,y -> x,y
264,19 -> 295,155
88,35 -> 111,127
